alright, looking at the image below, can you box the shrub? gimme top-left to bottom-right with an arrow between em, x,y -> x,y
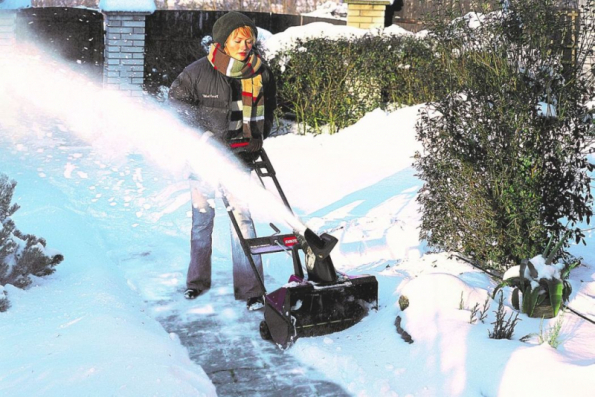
539,313 -> 565,349
268,36 -> 369,134
0,174 -> 64,309
413,0 -> 594,271
267,33 -> 438,134
0,286 -> 9,312
365,34 -> 446,107
489,291 -> 521,340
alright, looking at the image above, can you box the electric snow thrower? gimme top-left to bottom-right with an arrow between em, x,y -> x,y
224,140 -> 378,349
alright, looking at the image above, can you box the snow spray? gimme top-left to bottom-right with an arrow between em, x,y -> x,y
0,45 -> 307,235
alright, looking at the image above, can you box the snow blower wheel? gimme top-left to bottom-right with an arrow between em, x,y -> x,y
259,320 -> 272,341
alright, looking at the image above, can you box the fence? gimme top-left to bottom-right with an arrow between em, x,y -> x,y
15,8 -> 104,82
11,7 -> 345,93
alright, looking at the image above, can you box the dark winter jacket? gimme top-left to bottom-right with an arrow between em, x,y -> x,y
168,56 -> 277,142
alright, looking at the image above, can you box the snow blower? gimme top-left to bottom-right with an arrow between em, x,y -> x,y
224,140 -> 378,349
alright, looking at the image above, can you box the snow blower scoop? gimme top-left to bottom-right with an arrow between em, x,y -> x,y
225,141 -> 378,349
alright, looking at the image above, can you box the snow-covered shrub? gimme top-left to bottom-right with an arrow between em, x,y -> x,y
0,286 -> 9,312
0,174 -> 63,306
359,33 -> 442,108
268,33 -> 437,134
268,35 -> 371,134
414,0 -> 594,270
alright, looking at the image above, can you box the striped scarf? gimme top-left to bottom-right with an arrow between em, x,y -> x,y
208,43 -> 265,139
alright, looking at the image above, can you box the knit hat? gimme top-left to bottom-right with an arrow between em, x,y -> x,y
212,12 -> 257,47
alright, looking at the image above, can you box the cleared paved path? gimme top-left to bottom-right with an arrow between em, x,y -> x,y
156,264 -> 352,397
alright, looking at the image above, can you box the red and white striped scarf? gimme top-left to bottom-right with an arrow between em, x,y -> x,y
208,43 -> 265,139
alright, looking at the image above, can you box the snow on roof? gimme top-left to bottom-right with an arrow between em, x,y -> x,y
301,1 -> 347,20
0,0 -> 31,10
98,0 -> 156,13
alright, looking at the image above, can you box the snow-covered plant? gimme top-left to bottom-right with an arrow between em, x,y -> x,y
0,174 -> 63,300
414,0 -> 595,270
538,312 -> 565,349
470,295 -> 490,324
461,292 -> 491,324
496,252 -> 575,318
494,232 -> 577,318
489,291 -> 521,340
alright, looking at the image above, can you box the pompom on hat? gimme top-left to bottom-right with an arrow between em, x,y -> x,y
212,11 -> 257,47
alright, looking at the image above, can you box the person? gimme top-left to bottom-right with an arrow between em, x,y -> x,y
168,11 -> 277,310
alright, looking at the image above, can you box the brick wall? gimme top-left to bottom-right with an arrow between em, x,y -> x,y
345,0 -> 390,29
103,12 -> 150,97
0,10 -> 16,49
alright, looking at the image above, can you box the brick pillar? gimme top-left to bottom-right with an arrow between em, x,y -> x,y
1,1 -> 30,54
102,12 -> 150,97
344,0 -> 391,29
0,10 -> 16,50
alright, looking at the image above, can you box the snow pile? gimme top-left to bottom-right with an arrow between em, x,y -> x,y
0,164 -> 215,395
382,23 -> 415,37
265,106 -> 423,215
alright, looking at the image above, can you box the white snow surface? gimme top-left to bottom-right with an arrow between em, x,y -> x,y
1,24 -> 595,397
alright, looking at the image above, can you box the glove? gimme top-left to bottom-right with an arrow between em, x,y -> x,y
245,136 -> 263,153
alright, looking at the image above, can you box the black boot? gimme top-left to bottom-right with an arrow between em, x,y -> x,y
246,296 -> 264,311
184,288 -> 201,299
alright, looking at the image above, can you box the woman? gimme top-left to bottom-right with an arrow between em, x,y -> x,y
168,11 -> 277,310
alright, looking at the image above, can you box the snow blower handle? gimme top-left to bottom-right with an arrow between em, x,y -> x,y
229,138 -> 263,154
229,139 -> 250,153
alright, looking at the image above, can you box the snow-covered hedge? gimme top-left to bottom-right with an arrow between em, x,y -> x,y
266,28 -> 438,134
0,174 -> 63,310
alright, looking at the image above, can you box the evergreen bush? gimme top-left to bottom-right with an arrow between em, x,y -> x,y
413,0 -> 595,271
0,174 -> 63,311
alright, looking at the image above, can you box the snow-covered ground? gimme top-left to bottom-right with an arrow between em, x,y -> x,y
1,23 -> 595,397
